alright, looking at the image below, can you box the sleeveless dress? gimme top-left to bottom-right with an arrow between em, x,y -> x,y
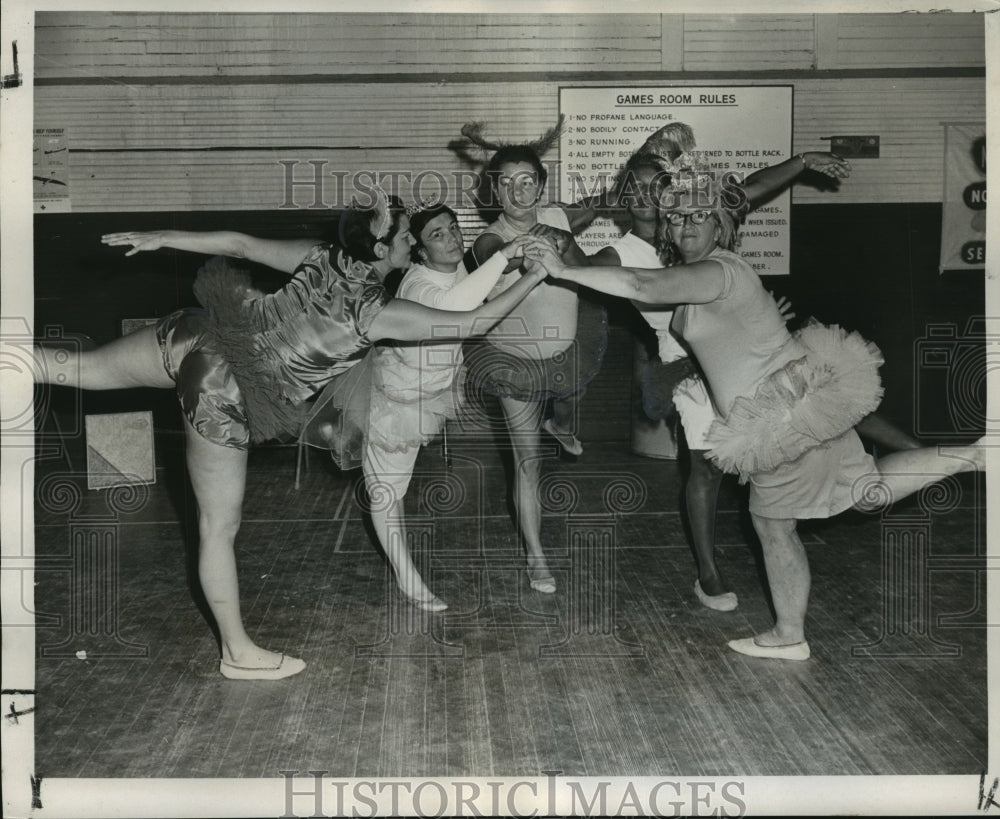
155,242 -> 387,456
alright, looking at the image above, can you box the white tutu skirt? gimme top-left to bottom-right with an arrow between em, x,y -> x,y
298,352 -> 465,469
366,365 -> 466,453
298,349 -> 376,470
706,321 -> 884,482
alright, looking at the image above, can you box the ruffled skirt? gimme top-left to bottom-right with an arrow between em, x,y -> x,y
705,321 -> 884,482
366,365 -> 466,453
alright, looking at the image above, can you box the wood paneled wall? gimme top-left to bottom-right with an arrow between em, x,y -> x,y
32,12 -> 985,213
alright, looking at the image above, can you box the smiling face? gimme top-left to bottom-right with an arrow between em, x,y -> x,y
625,164 -> 665,223
495,161 -> 542,216
416,212 -> 465,269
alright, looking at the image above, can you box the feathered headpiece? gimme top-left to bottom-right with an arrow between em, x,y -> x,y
655,151 -> 726,211
637,122 -> 697,163
452,116 -> 565,160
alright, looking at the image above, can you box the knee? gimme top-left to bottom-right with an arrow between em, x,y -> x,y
751,513 -> 797,544
198,508 -> 242,543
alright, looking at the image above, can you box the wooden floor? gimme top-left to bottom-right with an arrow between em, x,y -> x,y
32,430 -> 988,779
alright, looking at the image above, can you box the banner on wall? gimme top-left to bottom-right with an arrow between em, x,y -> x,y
33,128 -> 72,213
558,86 -> 793,275
939,122 -> 986,272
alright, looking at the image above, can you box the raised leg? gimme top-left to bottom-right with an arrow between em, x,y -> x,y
854,438 -> 986,510
35,325 -> 174,390
855,411 -> 921,453
363,442 -> 446,611
544,393 -> 584,456
184,420 -> 304,679
499,395 -> 554,593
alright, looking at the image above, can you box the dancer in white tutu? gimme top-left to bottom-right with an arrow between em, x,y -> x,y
525,156 -> 986,660
359,204 -> 531,611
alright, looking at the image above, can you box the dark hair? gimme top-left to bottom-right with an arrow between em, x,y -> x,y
409,204 -> 459,263
338,194 -> 406,263
485,145 -> 548,202
615,153 -> 673,208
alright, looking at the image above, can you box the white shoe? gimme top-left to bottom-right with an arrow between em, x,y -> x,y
542,419 -> 583,456
727,637 -> 810,661
694,580 -> 738,612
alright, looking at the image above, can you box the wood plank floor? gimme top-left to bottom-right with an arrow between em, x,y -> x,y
32,432 -> 988,778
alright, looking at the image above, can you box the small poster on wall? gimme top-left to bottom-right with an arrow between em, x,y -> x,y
559,86 -> 793,275
33,127 -> 72,213
939,122 -> 986,272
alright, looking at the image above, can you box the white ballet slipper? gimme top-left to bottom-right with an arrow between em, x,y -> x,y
219,653 -> 306,680
694,580 -> 738,612
727,637 -> 810,661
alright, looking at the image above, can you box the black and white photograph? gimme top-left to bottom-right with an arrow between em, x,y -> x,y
1,1 -> 996,816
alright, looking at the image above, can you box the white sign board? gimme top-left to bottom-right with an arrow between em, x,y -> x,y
559,86 -> 793,275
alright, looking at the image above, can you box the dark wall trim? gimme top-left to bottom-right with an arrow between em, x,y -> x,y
34,66 -> 986,87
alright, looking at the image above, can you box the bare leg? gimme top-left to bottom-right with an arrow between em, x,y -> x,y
363,443 -> 445,612
855,412 -> 921,453
737,514 -> 811,657
855,438 -> 986,510
499,395 -> 554,593
184,420 -> 304,679
35,325 -> 173,390
687,450 -> 735,608
544,393 -> 584,456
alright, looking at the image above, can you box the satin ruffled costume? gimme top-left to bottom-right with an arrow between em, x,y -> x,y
155,243 -> 387,465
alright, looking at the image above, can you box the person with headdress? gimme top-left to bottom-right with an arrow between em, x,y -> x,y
524,157 -> 986,661
35,191 -> 551,679
450,119 -> 610,594
359,203 -> 532,611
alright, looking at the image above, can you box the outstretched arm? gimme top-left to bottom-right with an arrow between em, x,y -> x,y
102,230 -> 319,274
559,187 -> 615,233
369,238 -> 549,342
370,268 -> 546,342
740,152 -> 851,207
525,243 -> 723,305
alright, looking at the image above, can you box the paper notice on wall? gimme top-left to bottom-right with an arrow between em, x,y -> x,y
34,128 -> 72,213
939,123 -> 986,272
559,86 -> 793,275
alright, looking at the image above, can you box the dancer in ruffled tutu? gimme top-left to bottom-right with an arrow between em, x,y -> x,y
558,123 -> 856,613
525,159 -> 986,660
34,192 -> 549,679
355,204 -> 531,611
452,121 -> 609,594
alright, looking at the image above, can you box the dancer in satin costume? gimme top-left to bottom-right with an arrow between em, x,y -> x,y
526,158 -> 985,660
34,193 -> 549,679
